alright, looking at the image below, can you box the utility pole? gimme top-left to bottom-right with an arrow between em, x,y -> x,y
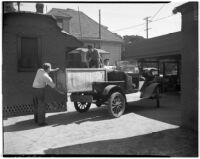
78,7 -> 83,40
17,2 -> 20,11
99,9 -> 101,49
144,16 -> 151,39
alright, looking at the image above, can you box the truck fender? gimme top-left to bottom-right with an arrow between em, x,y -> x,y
142,83 -> 160,99
102,85 -> 125,99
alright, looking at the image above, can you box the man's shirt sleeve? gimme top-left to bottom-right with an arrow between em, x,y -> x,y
44,74 -> 56,88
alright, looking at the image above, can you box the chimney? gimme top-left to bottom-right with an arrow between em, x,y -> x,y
36,3 -> 44,13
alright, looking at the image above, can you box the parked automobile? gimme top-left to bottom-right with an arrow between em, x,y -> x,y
142,67 -> 180,92
143,67 -> 159,76
55,63 -> 160,118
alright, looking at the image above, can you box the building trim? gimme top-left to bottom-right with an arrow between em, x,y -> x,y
125,50 -> 181,59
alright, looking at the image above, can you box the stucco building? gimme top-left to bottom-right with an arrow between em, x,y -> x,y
124,2 -> 198,131
125,32 -> 182,92
47,8 -> 123,65
3,11 -> 82,117
173,2 -> 198,131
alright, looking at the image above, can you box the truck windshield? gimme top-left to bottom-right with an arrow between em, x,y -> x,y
117,61 -> 139,74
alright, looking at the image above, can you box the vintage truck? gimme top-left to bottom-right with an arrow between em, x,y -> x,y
55,67 -> 160,118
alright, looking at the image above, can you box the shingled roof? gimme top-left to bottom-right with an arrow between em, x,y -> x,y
48,8 -> 123,43
47,8 -> 71,18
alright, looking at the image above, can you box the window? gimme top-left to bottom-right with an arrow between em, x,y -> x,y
18,37 -> 41,72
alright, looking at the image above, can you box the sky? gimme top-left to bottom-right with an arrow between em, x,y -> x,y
13,1 -> 187,38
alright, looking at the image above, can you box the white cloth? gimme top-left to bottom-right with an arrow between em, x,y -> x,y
103,65 -> 116,71
32,69 -> 55,88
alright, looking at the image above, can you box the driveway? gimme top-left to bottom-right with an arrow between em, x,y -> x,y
3,92 -> 198,156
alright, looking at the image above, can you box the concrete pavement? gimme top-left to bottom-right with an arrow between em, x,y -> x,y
3,93 -> 198,156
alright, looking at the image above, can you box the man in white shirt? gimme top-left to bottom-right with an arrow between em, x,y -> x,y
32,63 -> 59,126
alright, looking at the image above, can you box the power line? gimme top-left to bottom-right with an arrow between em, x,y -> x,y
113,14 -> 174,32
131,15 -> 173,36
151,4 -> 166,20
135,28 -> 144,36
113,22 -> 145,32
151,14 -> 174,23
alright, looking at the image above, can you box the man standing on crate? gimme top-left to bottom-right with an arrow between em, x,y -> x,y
86,45 -> 102,68
32,63 -> 60,126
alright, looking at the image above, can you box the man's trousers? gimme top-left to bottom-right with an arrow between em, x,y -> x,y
33,88 -> 46,125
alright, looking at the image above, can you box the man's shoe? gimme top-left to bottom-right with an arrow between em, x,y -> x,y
140,92 -> 143,98
34,115 -> 38,123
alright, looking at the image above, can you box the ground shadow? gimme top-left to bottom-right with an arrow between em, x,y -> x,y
125,93 -> 181,126
3,106 -> 112,132
4,93 -> 181,132
43,127 -> 198,157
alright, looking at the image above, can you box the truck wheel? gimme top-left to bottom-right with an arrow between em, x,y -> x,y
108,92 -> 126,118
74,102 -> 91,113
96,102 -> 101,107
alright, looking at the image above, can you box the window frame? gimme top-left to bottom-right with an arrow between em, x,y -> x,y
17,35 -> 42,72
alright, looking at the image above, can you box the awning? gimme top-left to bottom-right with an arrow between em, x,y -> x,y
70,48 -> 110,54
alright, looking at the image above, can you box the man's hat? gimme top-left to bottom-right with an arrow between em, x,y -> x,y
42,63 -> 51,71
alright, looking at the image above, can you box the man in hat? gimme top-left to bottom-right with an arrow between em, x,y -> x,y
32,62 -> 60,126
86,45 -> 101,68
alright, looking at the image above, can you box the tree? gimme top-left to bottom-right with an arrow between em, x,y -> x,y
121,35 -> 145,60
123,35 -> 145,45
3,2 -> 16,13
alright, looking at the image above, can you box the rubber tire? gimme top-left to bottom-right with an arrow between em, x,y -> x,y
108,92 -> 126,118
74,102 -> 91,113
96,103 -> 101,107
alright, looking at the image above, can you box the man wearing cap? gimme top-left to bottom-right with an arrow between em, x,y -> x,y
32,63 -> 59,126
86,45 -> 101,68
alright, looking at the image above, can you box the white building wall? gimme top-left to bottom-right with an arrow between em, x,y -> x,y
100,42 -> 122,65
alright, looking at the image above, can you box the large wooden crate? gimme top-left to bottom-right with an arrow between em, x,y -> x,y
65,68 -> 107,93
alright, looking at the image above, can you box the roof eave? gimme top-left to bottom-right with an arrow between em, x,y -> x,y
173,2 -> 197,14
78,37 -> 123,43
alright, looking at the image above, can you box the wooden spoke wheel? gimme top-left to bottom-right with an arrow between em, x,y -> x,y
108,92 -> 126,118
74,102 -> 91,113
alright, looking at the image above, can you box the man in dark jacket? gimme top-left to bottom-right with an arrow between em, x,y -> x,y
86,45 -> 101,68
